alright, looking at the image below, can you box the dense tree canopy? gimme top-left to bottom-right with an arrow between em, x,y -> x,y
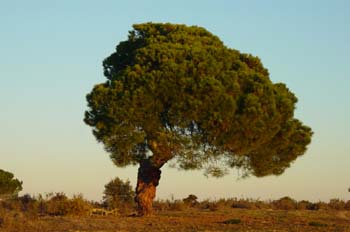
0,169 -> 22,199
84,22 -> 313,215
85,22 -> 312,177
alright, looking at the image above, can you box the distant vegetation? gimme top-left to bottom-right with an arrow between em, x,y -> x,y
1,191 -> 350,218
0,169 -> 22,200
0,192 -> 349,231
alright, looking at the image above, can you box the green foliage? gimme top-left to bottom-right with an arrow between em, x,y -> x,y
103,177 -> 135,210
84,22 -> 313,177
0,169 -> 22,199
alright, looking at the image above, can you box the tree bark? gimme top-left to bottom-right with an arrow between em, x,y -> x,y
135,159 -> 162,216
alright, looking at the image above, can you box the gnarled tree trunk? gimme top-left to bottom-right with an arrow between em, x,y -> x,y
135,159 -> 161,216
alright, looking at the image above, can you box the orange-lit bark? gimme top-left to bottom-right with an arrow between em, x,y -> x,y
135,159 -> 161,216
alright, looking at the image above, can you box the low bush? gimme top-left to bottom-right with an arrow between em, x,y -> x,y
314,201 -> 328,210
0,192 -> 93,217
199,200 -> 219,211
345,200 -> 350,210
231,199 -> 256,209
103,177 -> 135,213
45,193 -> 92,216
254,200 -> 271,209
183,194 -> 198,207
297,200 -> 313,210
273,196 -> 297,210
328,198 -> 346,210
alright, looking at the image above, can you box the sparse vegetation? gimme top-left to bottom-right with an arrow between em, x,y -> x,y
0,194 -> 349,231
0,192 -> 92,217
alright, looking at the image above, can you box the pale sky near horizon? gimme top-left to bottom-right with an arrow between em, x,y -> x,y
1,1 -> 349,202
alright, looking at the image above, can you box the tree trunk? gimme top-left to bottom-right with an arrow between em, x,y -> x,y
135,159 -> 161,216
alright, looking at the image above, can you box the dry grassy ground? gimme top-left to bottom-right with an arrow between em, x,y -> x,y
1,209 -> 349,232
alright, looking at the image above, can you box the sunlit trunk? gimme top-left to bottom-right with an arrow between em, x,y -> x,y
135,159 -> 161,216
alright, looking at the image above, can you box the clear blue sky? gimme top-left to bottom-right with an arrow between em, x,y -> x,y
1,0 -> 349,202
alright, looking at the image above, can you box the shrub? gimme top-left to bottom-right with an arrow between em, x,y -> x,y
17,194 -> 39,216
328,198 -> 345,210
254,200 -> 271,209
103,177 -> 135,211
345,200 -> 350,210
66,194 -> 92,216
183,194 -> 198,207
305,202 -> 319,211
19,194 -> 35,205
315,201 -> 329,210
273,196 -> 297,210
297,200 -> 313,210
45,192 -> 91,216
231,199 -> 256,209
45,192 -> 69,216
199,200 -> 219,211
